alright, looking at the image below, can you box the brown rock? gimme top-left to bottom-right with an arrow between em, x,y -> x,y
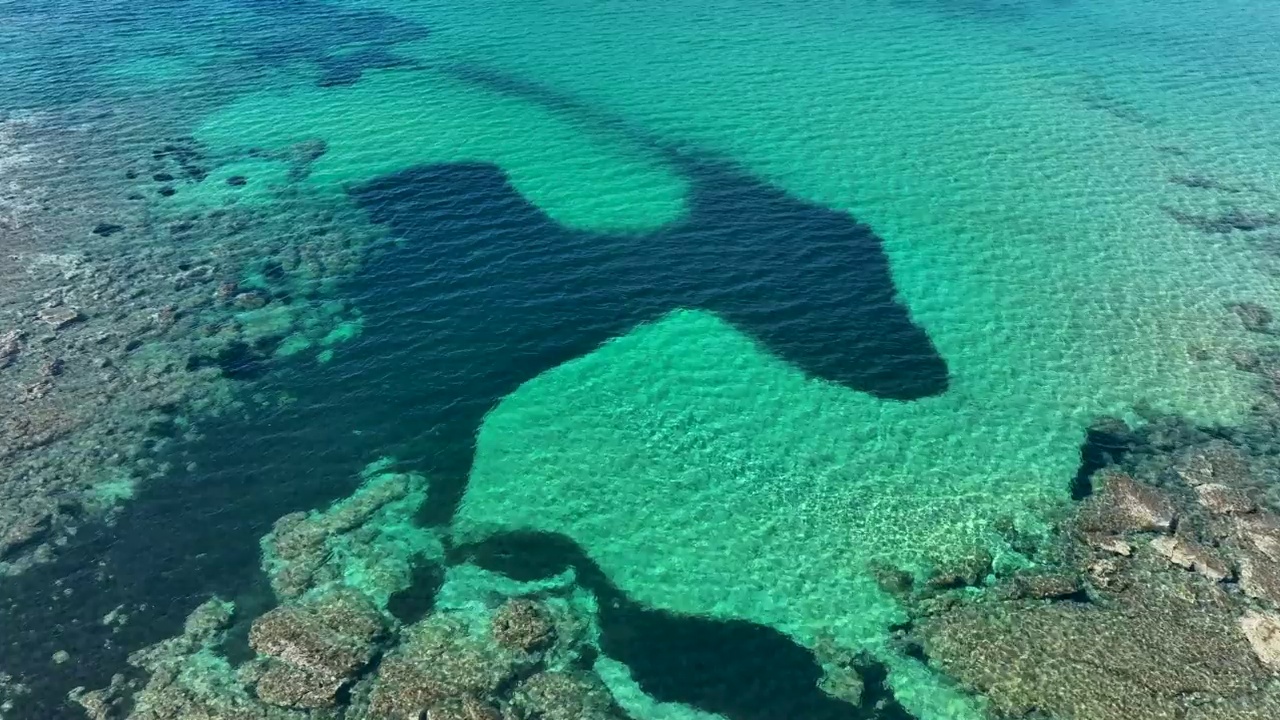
1079,472 -> 1176,534
509,671 -> 620,720
491,599 -> 555,653
1239,610 -> 1280,672
919,572 -> 1263,720
367,615 -> 521,719
249,588 -> 386,709
1197,484 -> 1256,515
1150,537 -> 1230,582
1001,572 -> 1085,601
254,663 -> 340,710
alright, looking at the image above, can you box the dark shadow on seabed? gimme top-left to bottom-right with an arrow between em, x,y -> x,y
351,153 -> 949,523
453,531 -> 914,720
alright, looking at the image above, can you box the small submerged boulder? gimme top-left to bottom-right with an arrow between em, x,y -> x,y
491,598 -> 555,653
1078,472 -> 1176,535
508,671 -> 620,720
38,305 -> 82,330
1197,483 -> 1256,516
366,615 -> 523,719
248,588 -> 387,709
1173,442 -> 1253,489
1150,536 -> 1230,582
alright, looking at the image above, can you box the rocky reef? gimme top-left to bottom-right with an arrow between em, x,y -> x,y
73,464 -> 634,720
0,113 -> 386,576
260,460 -> 443,604
894,389 -> 1280,719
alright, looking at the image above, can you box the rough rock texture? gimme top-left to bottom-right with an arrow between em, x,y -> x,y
74,476 -> 655,720
507,671 -> 620,720
491,598 -> 555,653
72,598 -> 310,720
920,569 -> 1265,720
915,409 -> 1280,720
260,465 -> 441,602
248,588 -> 387,709
1197,483 -> 1257,515
1077,471 -> 1176,534
365,615 -> 524,719
1150,536 -> 1230,582
1239,610 -> 1280,672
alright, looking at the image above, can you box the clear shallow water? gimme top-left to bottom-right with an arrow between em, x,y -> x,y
4,0 -> 1280,718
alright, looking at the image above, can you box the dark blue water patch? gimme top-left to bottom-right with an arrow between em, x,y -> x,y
453,531 -> 914,720
353,158 -> 948,402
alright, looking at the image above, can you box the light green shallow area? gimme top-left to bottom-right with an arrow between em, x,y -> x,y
186,0 -> 1280,716
195,66 -> 688,231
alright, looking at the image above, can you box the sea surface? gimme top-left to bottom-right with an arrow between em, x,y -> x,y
3,0 -> 1280,718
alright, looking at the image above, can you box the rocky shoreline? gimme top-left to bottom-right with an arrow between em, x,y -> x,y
0,113 -> 387,576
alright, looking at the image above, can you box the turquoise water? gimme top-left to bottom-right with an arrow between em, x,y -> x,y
3,1 -> 1280,718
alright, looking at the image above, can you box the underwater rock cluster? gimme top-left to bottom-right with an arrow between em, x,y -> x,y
0,117 -> 383,576
74,464 -> 630,720
261,462 -> 442,604
900,382 -> 1280,719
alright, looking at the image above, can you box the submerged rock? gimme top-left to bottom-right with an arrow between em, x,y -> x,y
1173,442 -> 1253,489
1239,610 -> 1280,672
1077,471 -> 1176,535
1150,536 -> 1230,582
919,570 -> 1263,720
365,615 -> 523,719
0,329 -> 22,367
83,597 -> 311,720
37,305 -> 82,329
1197,483 -> 1256,515
491,598 -> 555,653
507,671 -> 621,720
248,588 -> 387,709
260,464 -> 442,603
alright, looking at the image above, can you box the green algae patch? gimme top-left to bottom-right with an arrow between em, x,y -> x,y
196,67 -> 688,232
